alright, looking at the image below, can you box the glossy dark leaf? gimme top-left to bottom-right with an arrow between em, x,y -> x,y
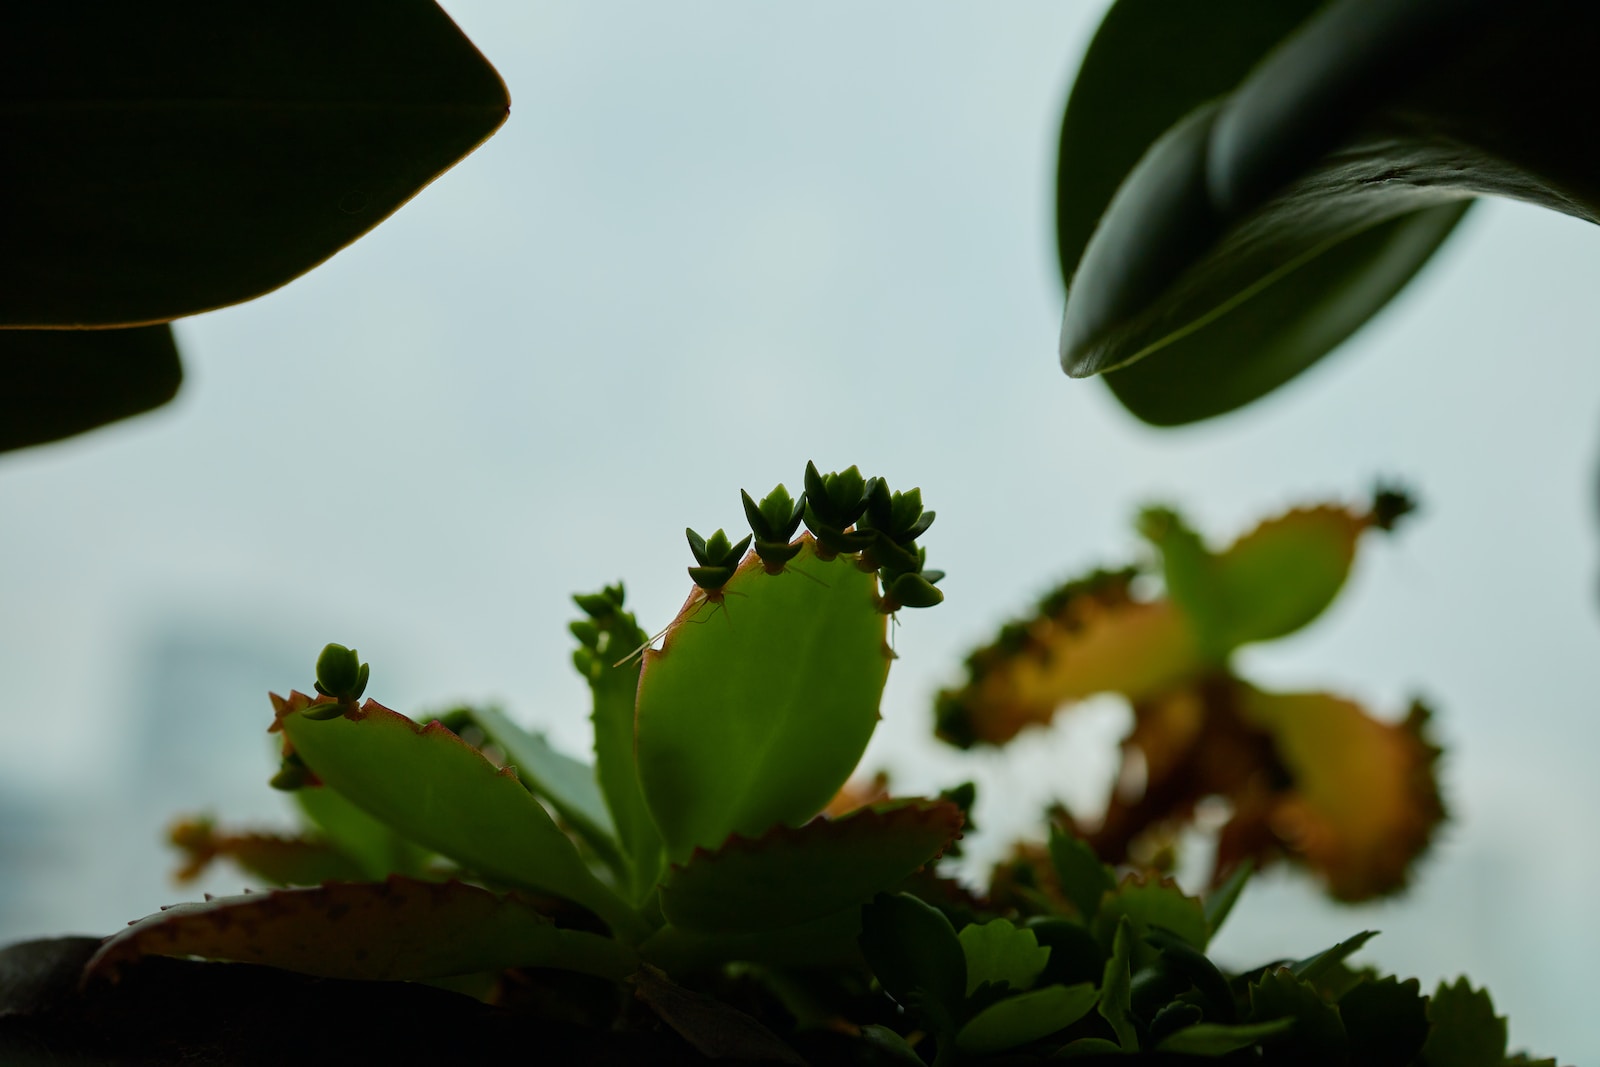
859,891 -> 967,1034
1,1 -> 508,327
1058,0 -> 1600,424
0,326 -> 179,453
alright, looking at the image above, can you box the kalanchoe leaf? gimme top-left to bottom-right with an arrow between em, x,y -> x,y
1094,873 -> 1208,962
314,643 -> 368,702
294,779 -> 433,880
1098,916 -> 1138,1050
636,536 -> 891,862
300,701 -> 346,721
1157,1018 -> 1295,1055
84,878 -> 636,984
743,486 -> 804,542
1419,978 -> 1507,1067
570,583 -> 664,903
685,528 -> 752,591
271,689 -> 642,941
1144,928 -> 1236,1023
959,918 -> 1051,999
1149,1000 -> 1205,1044
1248,967 -> 1347,1065
1341,975 -> 1429,1067
1203,859 -> 1253,943
1026,918 -> 1105,988
956,982 -> 1100,1056
658,799 -> 963,932
858,891 -> 968,1036
1048,827 -> 1116,924
687,565 -> 736,590
884,571 -> 944,610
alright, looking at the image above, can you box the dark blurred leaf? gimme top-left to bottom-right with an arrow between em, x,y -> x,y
0,325 -> 180,453
1056,0 -> 1324,287
1341,976 -> 1430,1067
1,1 -> 508,328
859,892 -> 967,1035
1059,0 -> 1600,424
1419,978 -> 1506,1067
1248,968 -> 1346,1066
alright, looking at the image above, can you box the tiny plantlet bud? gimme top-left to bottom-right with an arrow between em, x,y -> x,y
313,643 -> 369,703
268,751 -> 313,791
685,527 -> 752,591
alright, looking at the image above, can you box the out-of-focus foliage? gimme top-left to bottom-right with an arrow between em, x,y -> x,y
1056,0 -> 1600,425
1,1 -> 508,452
937,490 -> 1444,901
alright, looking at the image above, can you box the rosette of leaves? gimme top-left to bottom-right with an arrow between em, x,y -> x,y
856,830 -> 1561,1064
103,468 -> 961,1035
1055,0 -> 1600,426
936,488 -> 1443,902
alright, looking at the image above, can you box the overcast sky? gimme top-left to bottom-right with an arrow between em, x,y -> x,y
1,4 -> 1595,1059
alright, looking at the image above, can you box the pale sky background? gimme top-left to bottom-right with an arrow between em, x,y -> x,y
1,3 -> 1596,1060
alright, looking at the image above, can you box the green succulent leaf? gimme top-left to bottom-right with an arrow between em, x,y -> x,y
660,799 -> 962,933
1098,916 -> 1138,1051
959,918 -> 1052,998
1156,1018 -> 1294,1055
293,781 -> 433,880
957,983 -> 1099,1056
1341,976 -> 1430,1067
571,586 -> 665,902
1048,827 -> 1117,924
0,325 -> 182,453
856,1024 -> 927,1066
1290,930 -> 1380,989
1054,1036 -> 1127,1057
466,705 -> 621,874
1093,877 -> 1208,960
859,892 -> 967,1035
1419,978 -> 1507,1067
84,878 -> 635,983
272,691 -> 640,940
1027,918 -> 1106,990
644,907 -> 864,975
1202,860 -> 1253,944
2,1 -> 508,328
1248,967 -> 1346,1066
635,536 -> 891,861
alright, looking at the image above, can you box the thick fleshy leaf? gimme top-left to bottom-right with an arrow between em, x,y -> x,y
1157,1019 -> 1294,1055
859,891 -> 967,1034
1248,968 -> 1346,1066
1097,917 -> 1137,1051
1341,976 -> 1429,1067
0,326 -> 180,453
1059,2 -> 1599,424
293,781 -> 433,880
643,907 -> 864,975
86,878 -> 635,983
935,569 -> 1200,748
168,819 -> 368,886
1290,930 -> 1380,989
468,705 -> 620,871
959,919 -> 1050,998
1235,687 -> 1445,900
1047,827 -> 1116,924
573,594 -> 665,902
957,982 -> 1098,1055
2,2 -> 508,327
1202,861 -> 1252,943
1144,503 -> 1380,657
636,537 -> 891,860
272,692 -> 640,939
659,799 -> 962,932
1093,875 -> 1208,958
632,964 -> 806,1065
1419,978 -> 1506,1067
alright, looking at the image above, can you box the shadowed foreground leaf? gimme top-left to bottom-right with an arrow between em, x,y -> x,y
0,326 -> 180,453
1,1 -> 508,328
272,691 -> 639,939
84,878 -> 635,983
1059,0 -> 1600,424
659,799 -> 963,933
167,819 -> 369,887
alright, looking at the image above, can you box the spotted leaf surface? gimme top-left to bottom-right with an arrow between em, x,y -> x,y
85,877 -> 635,983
